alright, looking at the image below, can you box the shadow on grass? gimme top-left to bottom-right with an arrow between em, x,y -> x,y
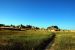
0,33 -> 56,50
34,32 -> 56,50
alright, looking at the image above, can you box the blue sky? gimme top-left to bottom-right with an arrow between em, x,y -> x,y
0,0 -> 75,30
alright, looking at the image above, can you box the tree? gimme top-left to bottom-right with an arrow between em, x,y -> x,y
51,26 -> 59,29
10,24 -> 15,28
47,25 -> 60,31
26,25 -> 32,29
0,24 -> 5,27
35,27 -> 40,30
20,24 -> 25,28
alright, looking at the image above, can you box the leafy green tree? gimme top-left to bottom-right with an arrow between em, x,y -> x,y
0,24 -> 5,27
26,25 -> 32,28
20,24 -> 26,28
10,24 -> 15,27
47,25 -> 60,31
35,27 -> 40,30
51,26 -> 59,29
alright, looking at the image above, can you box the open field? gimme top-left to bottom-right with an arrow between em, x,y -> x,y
0,30 -> 54,50
0,30 -> 75,50
48,32 -> 75,50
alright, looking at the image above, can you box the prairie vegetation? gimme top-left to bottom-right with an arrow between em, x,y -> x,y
0,24 -> 75,50
49,32 -> 75,50
0,30 -> 54,50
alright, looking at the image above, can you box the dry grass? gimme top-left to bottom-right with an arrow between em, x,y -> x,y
0,30 -> 52,50
52,32 -> 75,50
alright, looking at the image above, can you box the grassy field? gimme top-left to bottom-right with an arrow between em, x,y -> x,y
49,32 -> 75,50
0,30 -> 53,50
0,30 -> 75,50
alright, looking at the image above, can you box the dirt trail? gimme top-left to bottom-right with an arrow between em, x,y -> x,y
45,33 -> 56,50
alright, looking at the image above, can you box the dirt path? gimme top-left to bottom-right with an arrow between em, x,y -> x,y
44,33 -> 56,50
45,38 -> 56,50
45,40 -> 55,50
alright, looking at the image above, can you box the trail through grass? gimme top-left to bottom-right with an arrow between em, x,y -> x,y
48,32 -> 75,50
0,30 -> 53,50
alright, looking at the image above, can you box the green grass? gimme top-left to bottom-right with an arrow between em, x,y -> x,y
53,32 -> 75,50
2,30 -> 75,50
0,30 -> 52,50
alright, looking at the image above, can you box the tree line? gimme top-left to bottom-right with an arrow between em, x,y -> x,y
0,24 -> 60,31
0,24 -> 40,30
